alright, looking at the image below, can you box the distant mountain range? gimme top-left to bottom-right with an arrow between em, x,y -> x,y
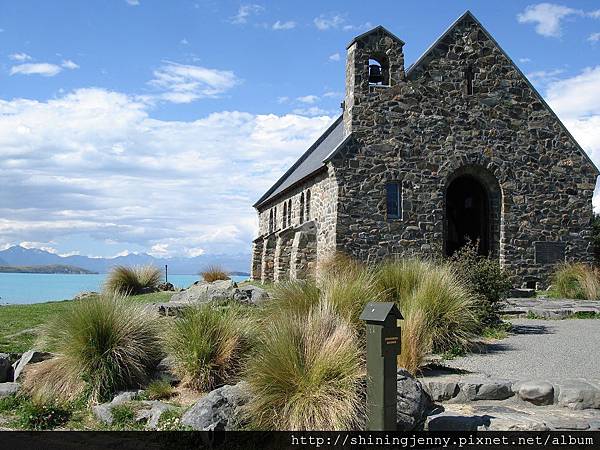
0,246 -> 251,275
0,264 -> 97,274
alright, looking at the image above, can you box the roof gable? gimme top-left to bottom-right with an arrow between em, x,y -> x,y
406,10 -> 599,175
346,25 -> 405,49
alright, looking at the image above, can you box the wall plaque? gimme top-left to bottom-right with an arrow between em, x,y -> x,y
534,241 -> 566,265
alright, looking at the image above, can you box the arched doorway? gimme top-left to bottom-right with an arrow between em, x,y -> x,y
445,174 -> 491,256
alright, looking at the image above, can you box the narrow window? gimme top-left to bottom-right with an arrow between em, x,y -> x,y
283,202 -> 287,228
386,182 -> 402,220
465,65 -> 474,95
273,207 -> 277,231
299,193 -> 305,223
287,199 -> 292,226
306,190 -> 311,221
269,210 -> 273,233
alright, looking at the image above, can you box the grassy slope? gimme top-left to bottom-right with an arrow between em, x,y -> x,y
0,292 -> 172,353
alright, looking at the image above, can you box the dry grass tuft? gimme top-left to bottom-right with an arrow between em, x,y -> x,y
200,265 -> 230,283
244,302 -> 364,431
104,265 -> 162,295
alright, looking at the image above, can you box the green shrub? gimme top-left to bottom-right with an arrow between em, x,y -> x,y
110,404 -> 137,428
164,303 -> 252,391
375,258 -> 478,373
552,263 -> 600,300
200,265 -> 230,283
449,243 -> 512,326
17,400 -> 71,430
146,379 -> 175,400
244,302 -> 364,431
105,265 -> 162,295
25,293 -> 162,403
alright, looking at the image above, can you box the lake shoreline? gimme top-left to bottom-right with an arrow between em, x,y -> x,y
0,273 -> 249,305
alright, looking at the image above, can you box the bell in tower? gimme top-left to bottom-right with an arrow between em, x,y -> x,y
368,61 -> 384,85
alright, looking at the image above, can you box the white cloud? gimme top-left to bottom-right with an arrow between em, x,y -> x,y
149,61 -> 240,103
61,59 -> 79,70
546,66 -> 600,119
519,57 -> 532,63
180,38 -> 189,45
291,106 -> 331,117
544,66 -> 600,210
589,10 -> 600,19
272,20 -> 295,30
297,94 -> 319,104
125,0 -> 140,5
589,32 -> 600,43
277,96 -> 289,104
0,88 -> 333,256
526,68 -> 565,86
230,4 -> 264,25
10,63 -> 63,77
323,91 -> 343,98
314,14 -> 346,30
9,52 -> 32,62
517,3 -> 582,37
329,52 -> 341,62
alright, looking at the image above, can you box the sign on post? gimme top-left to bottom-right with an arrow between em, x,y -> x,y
359,302 -> 403,431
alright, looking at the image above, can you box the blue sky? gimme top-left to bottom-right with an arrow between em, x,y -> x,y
1,1 -> 600,259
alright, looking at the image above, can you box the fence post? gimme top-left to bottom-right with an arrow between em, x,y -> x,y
359,302 -> 403,431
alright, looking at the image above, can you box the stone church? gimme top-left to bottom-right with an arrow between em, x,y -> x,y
251,11 -> 598,288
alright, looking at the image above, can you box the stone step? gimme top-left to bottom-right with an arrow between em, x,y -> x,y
425,401 -> 600,431
420,375 -> 600,410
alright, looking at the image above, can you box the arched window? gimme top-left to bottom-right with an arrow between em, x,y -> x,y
287,199 -> 292,226
283,202 -> 287,228
269,209 -> 273,233
306,189 -> 311,221
299,193 -> 305,223
368,54 -> 390,86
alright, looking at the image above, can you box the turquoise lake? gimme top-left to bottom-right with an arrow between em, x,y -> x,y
0,273 -> 249,305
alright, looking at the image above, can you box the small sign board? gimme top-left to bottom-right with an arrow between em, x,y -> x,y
534,241 -> 566,265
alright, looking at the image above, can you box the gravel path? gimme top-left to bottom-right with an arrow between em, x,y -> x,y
444,319 -> 600,380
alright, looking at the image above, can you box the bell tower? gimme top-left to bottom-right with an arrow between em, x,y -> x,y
343,26 -> 405,136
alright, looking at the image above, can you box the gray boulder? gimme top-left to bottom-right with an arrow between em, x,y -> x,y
92,390 -> 145,425
12,350 -> 53,381
153,357 -> 181,386
396,369 -> 432,431
236,285 -> 269,305
556,380 -> 600,410
135,401 -> 178,430
73,291 -> 99,300
516,381 -> 554,406
181,381 -> 250,431
0,382 -> 20,398
171,279 -> 238,304
0,354 -> 12,383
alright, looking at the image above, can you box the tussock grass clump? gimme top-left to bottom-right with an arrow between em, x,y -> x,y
164,304 -> 251,391
104,265 -> 162,295
263,280 -> 321,318
200,265 -> 230,283
553,263 -> 600,300
145,379 -> 175,400
375,258 -> 477,373
24,294 -> 162,403
244,302 -> 364,431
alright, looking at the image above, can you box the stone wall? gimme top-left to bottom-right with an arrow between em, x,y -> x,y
334,15 -> 597,287
253,169 -> 339,281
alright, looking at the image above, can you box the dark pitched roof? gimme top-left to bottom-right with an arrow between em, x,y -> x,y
406,10 -> 599,175
346,25 -> 405,49
253,116 -> 346,208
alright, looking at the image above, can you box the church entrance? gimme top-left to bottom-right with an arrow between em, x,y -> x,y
445,174 -> 491,256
